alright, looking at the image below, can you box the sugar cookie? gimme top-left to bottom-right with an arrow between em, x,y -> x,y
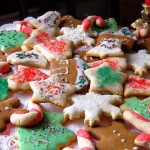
0,78 -> 8,101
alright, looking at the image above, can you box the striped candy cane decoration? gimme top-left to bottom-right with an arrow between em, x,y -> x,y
63,129 -> 95,150
81,16 -> 105,32
10,100 -> 43,127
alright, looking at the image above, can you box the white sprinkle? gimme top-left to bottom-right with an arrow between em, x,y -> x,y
121,139 -> 126,142
118,133 -> 121,136
132,147 -> 139,150
4,106 -> 9,110
113,130 -> 117,133
124,149 -> 128,150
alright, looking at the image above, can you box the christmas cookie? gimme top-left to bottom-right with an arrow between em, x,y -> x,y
34,39 -> 73,62
126,49 -> 150,76
23,28 -> 55,50
0,31 -> 27,54
120,97 -> 150,120
30,11 -> 61,29
88,57 -> 127,72
84,63 -> 127,95
8,65 -> 49,91
7,50 -> 48,68
86,38 -> 124,58
86,121 -> 139,150
64,92 -> 122,126
16,112 -> 76,150
0,78 -> 9,101
30,76 -> 77,107
56,25 -> 97,47
0,98 -> 27,131
50,57 -> 89,90
59,15 -> 82,28
124,75 -> 150,97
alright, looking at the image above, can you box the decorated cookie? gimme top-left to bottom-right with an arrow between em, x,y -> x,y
30,11 -> 61,29
30,76 -> 77,107
84,63 -> 127,95
59,15 -> 82,28
126,49 -> 150,76
56,25 -> 97,47
124,75 -> 150,97
23,28 -> 55,49
8,65 -> 49,91
0,31 -> 27,53
50,57 -> 89,90
63,129 -> 95,150
16,112 -> 76,150
10,100 -> 43,127
64,92 -> 122,126
91,18 -> 118,33
86,38 -> 124,58
7,50 -> 48,68
88,57 -> 127,72
86,121 -> 139,150
0,78 -> 9,101
120,97 -> 150,120
96,33 -> 135,50
0,98 -> 27,131
34,39 -> 73,62
0,123 -> 16,150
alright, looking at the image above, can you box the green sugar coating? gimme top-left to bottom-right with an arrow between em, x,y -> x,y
0,31 -> 27,51
96,66 -> 121,88
17,112 -> 75,150
92,18 -> 118,33
123,97 -> 150,119
0,78 -> 8,100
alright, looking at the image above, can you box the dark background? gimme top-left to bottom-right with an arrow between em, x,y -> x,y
0,0 -> 143,26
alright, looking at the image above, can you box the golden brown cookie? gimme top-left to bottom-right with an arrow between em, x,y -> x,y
86,121 -> 140,150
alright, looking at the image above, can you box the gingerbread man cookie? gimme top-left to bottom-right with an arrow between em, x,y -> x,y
16,112 -> 76,150
126,49 -> 150,76
86,121 -> 139,150
34,39 -> 73,62
30,76 -> 77,107
84,63 -> 127,95
0,31 -> 27,54
64,92 -> 122,126
50,57 -> 89,90
0,98 -> 27,131
8,65 -> 49,91
7,50 -> 48,68
124,75 -> 150,97
56,25 -> 97,47
86,38 -> 124,58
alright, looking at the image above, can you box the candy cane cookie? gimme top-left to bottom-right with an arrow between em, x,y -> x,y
10,100 -> 43,126
63,129 -> 95,150
81,16 -> 106,32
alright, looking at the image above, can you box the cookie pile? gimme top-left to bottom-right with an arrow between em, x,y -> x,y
0,11 -> 150,150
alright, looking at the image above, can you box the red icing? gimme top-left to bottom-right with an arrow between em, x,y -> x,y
81,148 -> 92,150
77,129 -> 92,140
136,133 -> 150,141
82,18 -> 91,31
19,20 -> 30,25
127,76 -> 150,90
35,30 -> 52,43
11,67 -> 48,84
43,40 -> 67,55
89,59 -> 121,70
0,65 -> 11,73
21,27 -> 33,35
2,124 -> 15,136
131,111 -> 150,122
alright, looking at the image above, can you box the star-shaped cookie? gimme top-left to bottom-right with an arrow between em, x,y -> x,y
84,63 -> 127,95
56,25 -> 97,47
86,121 -> 139,150
120,97 -> 150,120
34,39 -> 73,62
30,76 -> 77,107
126,49 -> 150,76
86,38 -> 124,58
63,92 -> 122,126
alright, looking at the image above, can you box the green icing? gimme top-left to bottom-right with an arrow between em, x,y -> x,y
17,112 -> 75,150
123,97 -> 150,119
0,31 -> 27,51
96,66 -> 121,88
92,18 -> 118,33
0,78 -> 8,100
